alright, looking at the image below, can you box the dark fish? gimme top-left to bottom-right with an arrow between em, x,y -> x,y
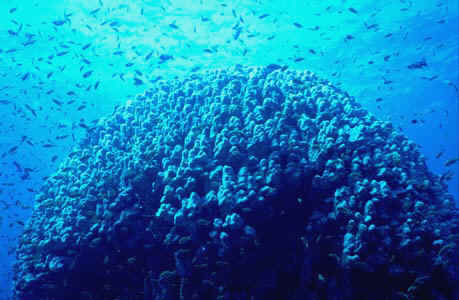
23,40 -> 36,46
8,30 -> 17,36
8,146 -> 18,154
21,72 -> 30,81
293,22 -> 303,28
83,70 -> 93,78
159,54 -> 173,61
67,91 -> 76,96
436,151 -> 444,159
384,55 -> 390,62
42,143 -> 56,148
113,50 -> 123,55
52,99 -> 63,106
407,59 -> 427,69
203,49 -> 213,53
77,105 -> 86,111
348,7 -> 358,14
46,89 -> 54,95
294,57 -> 304,62
90,8 -> 101,15
94,81 -> 100,89
259,13 -> 269,19
125,62 -> 134,67
134,78 -> 143,85
145,51 -> 154,61
13,161 -> 22,172
169,22 -> 179,29
53,20 -> 67,26
365,23 -> 378,30
24,104 -> 37,117
445,158 -> 459,167
82,58 -> 91,64
16,220 -> 24,226
201,16 -> 210,22
411,119 -> 418,124
191,66 -> 201,72
420,75 -> 438,81
109,21 -> 120,27
345,34 -> 354,40
309,49 -> 316,54
51,155 -> 58,162
56,51 -> 69,56
135,70 -> 142,76
375,97 -> 383,102
56,135 -> 69,140
6,48 -> 17,53
0,100 -> 11,105
82,43 -> 91,50
9,8 -> 17,13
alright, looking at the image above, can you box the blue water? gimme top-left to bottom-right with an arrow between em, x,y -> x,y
0,0 -> 458,298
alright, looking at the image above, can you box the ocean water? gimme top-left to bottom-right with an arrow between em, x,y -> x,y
0,0 -> 458,299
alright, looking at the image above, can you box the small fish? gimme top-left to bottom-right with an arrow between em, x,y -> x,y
56,135 -> 69,140
67,91 -> 76,96
159,54 -> 173,61
82,70 -> 93,78
294,57 -> 304,62
109,21 -> 120,27
375,97 -> 383,102
445,158 -> 459,167
42,143 -> 56,148
134,78 -> 143,85
348,7 -> 358,14
94,81 -> 100,89
90,8 -> 101,15
135,70 -> 142,76
384,55 -> 390,62
82,58 -> 91,65
51,155 -> 58,162
145,51 -> 154,61
125,62 -> 134,67
435,151 -> 444,159
113,50 -> 123,55
82,43 -> 91,50
203,49 -> 213,53
440,170 -> 453,181
53,20 -> 67,26
9,8 -> 17,13
52,99 -> 63,106
309,49 -> 316,54
13,161 -> 22,172
408,59 -> 427,69
169,22 -> 179,29
293,22 -> 303,28
16,220 -> 24,226
259,13 -> 269,19
56,51 -> 69,56
47,72 -> 54,78
24,104 -> 37,117
21,72 -> 30,81
411,119 -> 418,124
77,105 -> 86,111
23,40 -> 36,46
345,34 -> 354,40
8,146 -> 18,154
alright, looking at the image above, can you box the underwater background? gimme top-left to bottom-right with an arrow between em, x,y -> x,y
0,0 -> 458,299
